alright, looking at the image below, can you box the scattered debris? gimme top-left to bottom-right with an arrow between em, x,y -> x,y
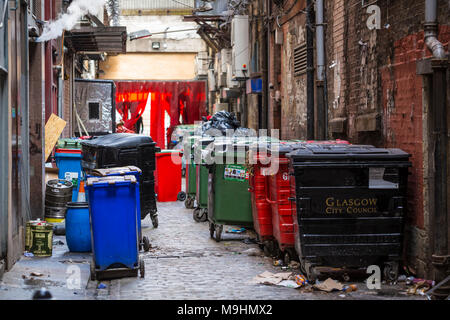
58,259 -> 89,264
277,280 -> 301,289
407,281 -> 431,296
273,260 -> 283,266
242,248 -> 261,256
409,278 -> 435,286
250,271 -> 292,286
53,240 -> 65,246
289,261 -> 301,269
24,252 -> 34,257
397,275 -> 407,282
295,274 -> 308,287
313,278 -> 344,292
342,284 -> 358,293
30,272 -> 44,277
339,294 -> 346,298
97,283 -> 107,289
226,228 -> 246,234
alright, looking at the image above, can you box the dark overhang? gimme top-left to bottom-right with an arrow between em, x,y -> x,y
64,26 -> 127,54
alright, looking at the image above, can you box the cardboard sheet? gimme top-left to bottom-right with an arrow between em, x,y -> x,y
44,114 -> 67,162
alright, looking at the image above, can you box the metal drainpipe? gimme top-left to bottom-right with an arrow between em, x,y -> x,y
315,0 -> 326,140
306,0 -> 315,140
425,0 -> 449,299
54,66 -> 63,117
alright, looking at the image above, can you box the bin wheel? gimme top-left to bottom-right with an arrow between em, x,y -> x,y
214,225 -> 223,242
139,257 -> 145,278
383,262 -> 399,282
151,214 -> 159,228
90,262 -> 96,281
283,251 -> 292,267
143,236 -> 151,252
273,241 -> 282,259
209,222 -> 215,239
303,261 -> 318,283
199,208 -> 208,222
263,244 -> 272,257
177,191 -> 187,201
185,197 -> 195,209
193,208 -> 202,222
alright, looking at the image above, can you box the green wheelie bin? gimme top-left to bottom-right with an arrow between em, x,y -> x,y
183,135 -> 201,209
192,137 -> 215,222
207,139 -> 255,241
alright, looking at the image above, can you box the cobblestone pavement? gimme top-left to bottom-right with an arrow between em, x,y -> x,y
97,200 -> 422,300
0,182 -> 424,300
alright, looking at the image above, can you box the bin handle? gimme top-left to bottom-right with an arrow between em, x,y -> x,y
264,173 -> 288,205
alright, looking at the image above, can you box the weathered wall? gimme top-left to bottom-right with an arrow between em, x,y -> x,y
381,27 -> 450,277
99,53 -> 197,80
325,0 -> 450,277
280,11 -> 308,139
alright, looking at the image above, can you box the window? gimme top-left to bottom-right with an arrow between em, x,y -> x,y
88,102 -> 100,120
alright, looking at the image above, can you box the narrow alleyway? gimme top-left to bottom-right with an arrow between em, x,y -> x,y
0,181 -> 423,300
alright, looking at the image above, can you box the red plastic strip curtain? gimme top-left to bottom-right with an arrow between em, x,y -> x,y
115,81 -> 207,148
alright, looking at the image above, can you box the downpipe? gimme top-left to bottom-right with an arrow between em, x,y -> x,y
315,0 -> 327,140
306,0 -> 315,140
424,0 -> 450,299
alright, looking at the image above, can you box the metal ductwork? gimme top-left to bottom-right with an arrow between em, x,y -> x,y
106,0 -> 120,27
424,0 -> 446,59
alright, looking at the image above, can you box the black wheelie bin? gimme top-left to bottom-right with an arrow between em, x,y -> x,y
81,133 -> 160,227
286,144 -> 411,282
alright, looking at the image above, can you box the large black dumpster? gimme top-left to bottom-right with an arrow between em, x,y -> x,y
81,133 -> 159,227
286,144 -> 411,282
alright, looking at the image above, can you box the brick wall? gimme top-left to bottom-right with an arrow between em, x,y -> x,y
325,0 -> 450,277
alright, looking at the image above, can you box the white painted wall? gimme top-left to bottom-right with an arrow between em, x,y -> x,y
120,15 -> 207,53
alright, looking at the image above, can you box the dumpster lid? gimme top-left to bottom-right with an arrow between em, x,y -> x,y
88,166 -> 142,177
81,133 -> 155,149
286,144 -> 411,160
86,175 -> 137,186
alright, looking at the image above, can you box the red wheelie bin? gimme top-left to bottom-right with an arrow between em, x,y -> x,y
249,142 -> 305,257
155,150 -> 185,202
250,140 -> 350,263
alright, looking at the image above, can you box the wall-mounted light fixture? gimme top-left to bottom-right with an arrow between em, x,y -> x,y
152,42 -> 160,50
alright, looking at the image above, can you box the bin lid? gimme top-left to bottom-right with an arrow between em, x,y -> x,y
87,166 -> 142,177
57,138 -> 82,149
86,175 -> 137,187
81,133 -> 155,149
286,144 -> 411,161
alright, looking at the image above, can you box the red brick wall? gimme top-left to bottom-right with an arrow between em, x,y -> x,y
381,27 -> 450,229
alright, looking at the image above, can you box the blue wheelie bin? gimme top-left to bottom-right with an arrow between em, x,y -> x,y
85,166 -> 151,252
85,175 -> 145,280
